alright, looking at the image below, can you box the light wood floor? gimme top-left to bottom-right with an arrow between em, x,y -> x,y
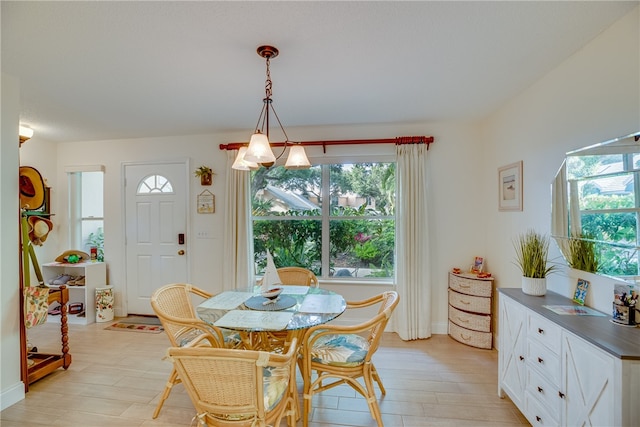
2,320 -> 528,426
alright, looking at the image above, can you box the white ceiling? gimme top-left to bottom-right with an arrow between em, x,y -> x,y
2,1 -> 637,143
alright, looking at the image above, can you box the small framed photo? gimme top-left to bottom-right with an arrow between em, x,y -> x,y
471,256 -> 484,273
572,278 -> 589,305
498,161 -> 523,211
197,190 -> 215,214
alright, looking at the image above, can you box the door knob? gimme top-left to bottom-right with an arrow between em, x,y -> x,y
178,250 -> 185,255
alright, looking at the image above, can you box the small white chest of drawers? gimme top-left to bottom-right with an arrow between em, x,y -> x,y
447,272 -> 495,349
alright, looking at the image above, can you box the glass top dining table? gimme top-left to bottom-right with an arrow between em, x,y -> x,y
196,286 -> 347,334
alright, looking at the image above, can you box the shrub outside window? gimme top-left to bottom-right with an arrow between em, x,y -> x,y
251,162 -> 396,280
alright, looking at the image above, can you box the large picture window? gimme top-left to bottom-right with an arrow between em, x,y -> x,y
251,161 -> 396,280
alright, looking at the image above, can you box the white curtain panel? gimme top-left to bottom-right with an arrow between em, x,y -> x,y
395,143 -> 432,340
222,150 -> 255,291
551,161 -> 569,253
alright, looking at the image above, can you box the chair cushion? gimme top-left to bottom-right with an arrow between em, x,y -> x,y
263,366 -> 288,410
221,329 -> 243,348
310,333 -> 370,367
176,328 -> 242,348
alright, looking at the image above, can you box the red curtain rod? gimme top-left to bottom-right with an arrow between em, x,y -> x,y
219,136 -> 434,152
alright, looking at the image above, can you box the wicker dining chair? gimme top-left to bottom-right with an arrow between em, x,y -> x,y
260,266 -> 319,288
257,266 -> 318,352
300,291 -> 399,427
167,337 -> 299,427
150,283 -> 241,419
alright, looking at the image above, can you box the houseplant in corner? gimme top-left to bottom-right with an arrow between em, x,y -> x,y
513,229 -> 556,296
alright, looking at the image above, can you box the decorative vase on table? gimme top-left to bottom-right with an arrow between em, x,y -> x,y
522,276 -> 547,296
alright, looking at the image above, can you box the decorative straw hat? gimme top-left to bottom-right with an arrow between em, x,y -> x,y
19,166 -> 45,210
28,216 -> 54,246
55,250 -> 90,263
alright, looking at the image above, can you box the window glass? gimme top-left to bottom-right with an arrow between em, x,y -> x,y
138,174 -> 173,194
569,152 -> 640,276
68,170 -> 104,260
251,162 -> 395,280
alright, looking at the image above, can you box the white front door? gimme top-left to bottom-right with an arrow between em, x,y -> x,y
124,161 -> 189,315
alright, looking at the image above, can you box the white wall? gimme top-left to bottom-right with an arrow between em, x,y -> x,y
1,73 -> 25,409
51,121 -> 486,331
483,6 -> 640,315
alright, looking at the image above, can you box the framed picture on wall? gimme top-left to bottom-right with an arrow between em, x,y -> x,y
197,190 -> 215,214
498,161 -> 523,211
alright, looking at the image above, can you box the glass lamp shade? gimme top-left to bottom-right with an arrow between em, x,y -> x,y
284,145 -> 311,169
19,126 -> 34,139
231,146 -> 259,171
244,131 -> 276,164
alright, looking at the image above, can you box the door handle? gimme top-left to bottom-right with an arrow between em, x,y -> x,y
178,250 -> 185,255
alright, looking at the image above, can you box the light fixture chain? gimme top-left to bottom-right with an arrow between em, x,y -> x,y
265,57 -> 273,99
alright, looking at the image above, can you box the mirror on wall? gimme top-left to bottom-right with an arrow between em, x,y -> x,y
551,131 -> 640,279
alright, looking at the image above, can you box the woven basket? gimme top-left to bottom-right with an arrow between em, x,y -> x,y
448,322 -> 492,349
448,305 -> 491,332
522,277 -> 547,296
448,289 -> 491,314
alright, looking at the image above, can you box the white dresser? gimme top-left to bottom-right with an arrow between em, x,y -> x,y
448,272 -> 494,349
498,288 -> 640,426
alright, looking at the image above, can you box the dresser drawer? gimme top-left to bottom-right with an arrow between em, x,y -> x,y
448,304 -> 491,332
527,338 -> 561,381
527,311 -> 561,353
448,273 -> 493,297
526,366 -> 561,414
448,289 -> 491,314
525,390 -> 559,426
448,321 -> 492,349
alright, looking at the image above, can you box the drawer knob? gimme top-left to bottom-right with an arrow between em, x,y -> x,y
538,328 -> 544,334
456,317 -> 469,323
537,386 -> 543,393
538,357 -> 544,364
558,391 -> 565,399
536,416 -> 542,423
461,334 -> 471,341
519,355 -> 525,361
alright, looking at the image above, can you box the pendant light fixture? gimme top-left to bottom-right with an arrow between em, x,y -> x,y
232,45 -> 310,170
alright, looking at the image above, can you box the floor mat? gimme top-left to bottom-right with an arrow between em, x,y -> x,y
104,316 -> 163,333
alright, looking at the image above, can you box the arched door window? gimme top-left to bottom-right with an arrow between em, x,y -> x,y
137,174 -> 174,194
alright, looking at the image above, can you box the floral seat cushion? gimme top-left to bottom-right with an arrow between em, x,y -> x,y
176,328 -> 242,348
309,333 -> 370,367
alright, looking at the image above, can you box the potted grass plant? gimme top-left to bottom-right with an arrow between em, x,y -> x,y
513,229 -> 556,296
567,233 -> 600,273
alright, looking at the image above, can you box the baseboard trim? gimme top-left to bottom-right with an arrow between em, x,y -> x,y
1,381 -> 25,410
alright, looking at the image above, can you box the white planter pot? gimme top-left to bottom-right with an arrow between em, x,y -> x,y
522,277 -> 547,296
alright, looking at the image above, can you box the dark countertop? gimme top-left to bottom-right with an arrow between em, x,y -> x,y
499,288 -> 640,360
